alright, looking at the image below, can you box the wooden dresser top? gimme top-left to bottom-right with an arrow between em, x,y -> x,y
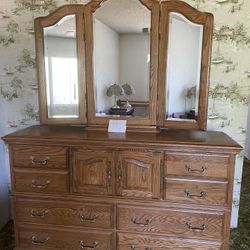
2,125 -> 242,153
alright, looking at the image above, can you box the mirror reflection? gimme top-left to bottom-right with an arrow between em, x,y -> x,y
93,0 -> 151,117
166,12 -> 203,121
44,15 -> 79,119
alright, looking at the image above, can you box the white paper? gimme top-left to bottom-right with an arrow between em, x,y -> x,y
108,120 -> 127,133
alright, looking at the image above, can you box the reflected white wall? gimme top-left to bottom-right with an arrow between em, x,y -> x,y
94,19 -> 119,113
167,13 -> 202,116
119,33 -> 149,101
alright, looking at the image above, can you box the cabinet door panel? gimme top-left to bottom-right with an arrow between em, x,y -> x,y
72,148 -> 115,195
117,151 -> 162,199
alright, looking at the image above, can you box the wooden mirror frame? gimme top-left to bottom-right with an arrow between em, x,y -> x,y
157,1 -> 214,130
35,5 -> 87,125
84,0 -> 159,129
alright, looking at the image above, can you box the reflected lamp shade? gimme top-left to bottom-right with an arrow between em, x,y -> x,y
106,83 -> 124,97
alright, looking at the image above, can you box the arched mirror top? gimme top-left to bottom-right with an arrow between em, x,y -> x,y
85,0 -> 160,128
158,0 -> 214,130
35,4 -> 86,125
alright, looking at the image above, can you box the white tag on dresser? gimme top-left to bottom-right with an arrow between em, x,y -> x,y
108,120 -> 127,133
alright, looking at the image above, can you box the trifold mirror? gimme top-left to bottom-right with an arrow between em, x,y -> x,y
35,0 -> 213,130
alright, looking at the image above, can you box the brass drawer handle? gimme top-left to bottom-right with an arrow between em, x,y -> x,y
186,222 -> 208,232
118,161 -> 122,180
29,208 -> 49,218
31,180 -> 51,189
79,212 -> 99,222
80,240 -> 98,249
184,190 -> 207,199
131,246 -> 152,250
106,161 -> 112,187
131,216 -> 152,227
31,236 -> 49,245
185,164 -> 208,174
30,156 -> 50,166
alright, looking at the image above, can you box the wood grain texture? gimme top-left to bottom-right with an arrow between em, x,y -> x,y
13,145 -> 68,169
13,168 -> 69,194
118,233 -> 222,250
2,125 -> 242,153
117,151 -> 162,199
165,152 -> 229,179
18,224 -> 113,250
117,205 -> 224,240
72,148 -> 115,195
164,177 -> 228,205
15,197 -> 114,229
158,0 -> 214,130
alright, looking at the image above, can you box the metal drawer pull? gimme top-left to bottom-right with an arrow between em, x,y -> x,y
131,246 -> 152,250
80,240 -> 98,249
184,190 -> 207,199
31,236 -> 49,245
106,161 -> 112,187
185,165 -> 208,174
30,156 -> 50,165
79,212 -> 99,222
186,222 -> 208,232
31,180 -> 51,189
118,161 -> 122,180
131,216 -> 152,226
29,208 -> 49,218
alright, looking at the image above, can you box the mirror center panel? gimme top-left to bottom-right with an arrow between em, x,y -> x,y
93,0 -> 151,118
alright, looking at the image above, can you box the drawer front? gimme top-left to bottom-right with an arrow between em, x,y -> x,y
118,233 -> 222,250
164,178 -> 228,205
15,198 -> 114,229
18,225 -> 112,250
13,169 -> 69,194
117,205 -> 224,240
165,153 -> 229,179
13,145 -> 68,169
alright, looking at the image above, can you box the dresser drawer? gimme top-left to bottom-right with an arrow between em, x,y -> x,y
117,205 -> 224,240
118,233 -> 222,250
13,145 -> 68,169
165,152 -> 229,179
18,224 -> 113,250
15,198 -> 114,229
164,177 -> 228,205
13,169 -> 69,194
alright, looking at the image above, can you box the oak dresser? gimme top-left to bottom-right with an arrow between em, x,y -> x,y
3,125 -> 241,250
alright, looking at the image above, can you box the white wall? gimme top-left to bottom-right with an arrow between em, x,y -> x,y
0,102 -> 10,229
119,34 -> 150,101
244,101 -> 250,159
167,14 -> 202,117
45,36 -> 77,58
94,19 -> 119,113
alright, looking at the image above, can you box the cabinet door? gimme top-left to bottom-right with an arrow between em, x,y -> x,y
117,151 -> 162,199
72,148 -> 115,195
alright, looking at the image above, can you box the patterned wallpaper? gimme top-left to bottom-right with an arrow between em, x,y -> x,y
0,0 -> 249,227
0,0 -> 249,143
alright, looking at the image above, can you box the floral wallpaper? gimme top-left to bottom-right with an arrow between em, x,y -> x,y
0,0 -> 249,224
